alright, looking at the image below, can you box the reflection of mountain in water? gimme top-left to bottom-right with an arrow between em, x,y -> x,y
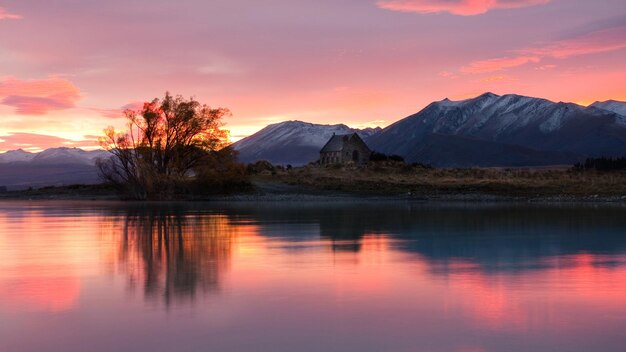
215,202 -> 626,272
113,205 -> 235,307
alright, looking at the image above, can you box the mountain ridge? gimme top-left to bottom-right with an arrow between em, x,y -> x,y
0,147 -> 109,165
231,120 -> 381,165
234,93 -> 626,167
0,147 -> 110,190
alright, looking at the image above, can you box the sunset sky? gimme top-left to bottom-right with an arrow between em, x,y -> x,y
1,0 -> 625,152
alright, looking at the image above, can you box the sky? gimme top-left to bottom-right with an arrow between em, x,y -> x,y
0,0 -> 625,152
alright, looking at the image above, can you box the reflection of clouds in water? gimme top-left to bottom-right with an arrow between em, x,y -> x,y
215,203 -> 626,333
436,253 -> 626,330
0,276 -> 80,312
1,202 -> 626,351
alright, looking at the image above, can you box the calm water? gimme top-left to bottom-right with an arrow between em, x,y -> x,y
1,201 -> 625,352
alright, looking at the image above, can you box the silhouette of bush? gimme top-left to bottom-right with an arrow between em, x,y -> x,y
370,151 -> 404,163
574,157 -> 626,172
246,160 -> 275,174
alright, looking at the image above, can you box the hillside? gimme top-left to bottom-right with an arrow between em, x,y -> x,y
232,120 -> 381,165
366,93 -> 626,167
0,148 -> 109,190
232,93 -> 626,167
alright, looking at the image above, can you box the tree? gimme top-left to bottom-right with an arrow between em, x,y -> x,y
98,92 -> 233,199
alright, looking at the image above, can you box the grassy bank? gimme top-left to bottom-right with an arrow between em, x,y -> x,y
258,163 -> 626,199
0,184 -> 120,200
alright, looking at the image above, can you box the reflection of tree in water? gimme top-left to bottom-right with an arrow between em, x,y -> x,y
115,208 -> 236,307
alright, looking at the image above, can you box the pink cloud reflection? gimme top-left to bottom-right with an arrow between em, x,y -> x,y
0,276 -> 80,312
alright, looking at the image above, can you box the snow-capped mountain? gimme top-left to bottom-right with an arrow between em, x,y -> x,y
590,100 -> 626,118
367,93 -> 626,167
0,149 -> 36,163
0,147 -> 109,165
231,93 -> 626,167
232,120 -> 381,165
0,148 -> 111,190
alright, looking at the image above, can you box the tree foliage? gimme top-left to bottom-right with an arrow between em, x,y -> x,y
98,92 -> 244,199
370,151 -> 405,163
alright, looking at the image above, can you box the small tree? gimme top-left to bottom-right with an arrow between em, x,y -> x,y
98,92 -> 231,199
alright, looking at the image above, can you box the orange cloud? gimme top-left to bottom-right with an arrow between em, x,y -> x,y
0,7 -> 21,20
0,76 -> 81,115
461,25 -> 626,73
376,0 -> 550,16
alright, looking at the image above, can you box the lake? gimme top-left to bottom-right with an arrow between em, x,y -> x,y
1,201 -> 625,352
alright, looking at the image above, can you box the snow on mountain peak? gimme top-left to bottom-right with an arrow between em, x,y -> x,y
591,100 -> 626,120
0,149 -> 36,163
0,147 -> 109,165
232,120 -> 382,165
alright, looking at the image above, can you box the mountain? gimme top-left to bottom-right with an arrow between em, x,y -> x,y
404,134 -> 577,168
0,149 -> 35,163
367,93 -> 626,167
232,120 -> 381,165
29,147 -> 109,165
0,163 -> 102,191
590,100 -> 626,118
0,147 -> 110,190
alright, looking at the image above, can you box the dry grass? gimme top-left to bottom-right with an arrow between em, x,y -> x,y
262,163 -> 626,198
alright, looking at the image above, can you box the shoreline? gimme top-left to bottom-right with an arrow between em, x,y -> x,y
2,186 -> 626,204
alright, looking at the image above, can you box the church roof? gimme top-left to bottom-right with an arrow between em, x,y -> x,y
320,133 -> 359,153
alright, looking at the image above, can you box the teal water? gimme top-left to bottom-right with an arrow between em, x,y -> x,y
1,201 -> 625,352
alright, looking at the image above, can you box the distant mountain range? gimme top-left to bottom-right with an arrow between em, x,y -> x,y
0,148 -> 109,190
235,93 -> 626,167
2,93 -> 626,189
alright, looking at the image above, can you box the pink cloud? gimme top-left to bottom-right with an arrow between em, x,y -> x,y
0,132 -> 98,152
481,75 -> 511,82
524,26 -> 626,59
461,25 -> 626,73
461,56 -> 540,74
439,70 -> 457,78
93,101 -> 144,118
0,7 -> 21,20
0,76 -> 81,115
536,64 -> 557,70
376,0 -> 551,16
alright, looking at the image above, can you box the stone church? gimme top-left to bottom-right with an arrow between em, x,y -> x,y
319,133 -> 372,165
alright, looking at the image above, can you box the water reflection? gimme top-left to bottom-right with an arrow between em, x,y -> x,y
1,201 -> 626,352
218,202 -> 626,257
111,206 -> 235,306
99,203 -> 626,311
